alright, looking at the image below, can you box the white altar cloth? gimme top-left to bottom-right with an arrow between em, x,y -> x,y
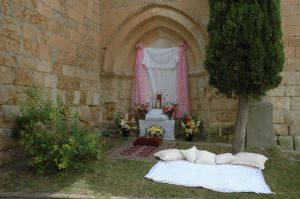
139,120 -> 175,140
145,109 -> 168,120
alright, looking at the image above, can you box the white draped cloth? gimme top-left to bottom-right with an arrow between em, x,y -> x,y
143,48 -> 179,103
145,160 -> 272,194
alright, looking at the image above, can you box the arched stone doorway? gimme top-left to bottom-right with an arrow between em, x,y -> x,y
100,4 -> 235,128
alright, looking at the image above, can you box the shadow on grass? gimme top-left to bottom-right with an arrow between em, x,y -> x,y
1,137 -> 300,199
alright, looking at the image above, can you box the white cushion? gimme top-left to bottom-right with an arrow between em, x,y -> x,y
232,152 -> 268,169
215,153 -> 235,164
181,146 -> 198,163
154,149 -> 184,161
195,150 -> 216,164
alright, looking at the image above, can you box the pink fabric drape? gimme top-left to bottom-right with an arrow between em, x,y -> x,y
132,42 -> 190,117
176,43 -> 190,117
132,43 -> 147,107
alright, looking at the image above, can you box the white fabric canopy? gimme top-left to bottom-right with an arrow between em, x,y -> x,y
145,160 -> 272,194
143,48 -> 179,103
143,47 -> 179,69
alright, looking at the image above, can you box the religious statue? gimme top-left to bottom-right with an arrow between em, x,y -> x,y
156,93 -> 162,109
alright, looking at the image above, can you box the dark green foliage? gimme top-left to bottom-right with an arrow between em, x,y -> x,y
15,87 -> 103,174
205,0 -> 284,98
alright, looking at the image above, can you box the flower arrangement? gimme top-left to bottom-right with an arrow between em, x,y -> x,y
133,103 -> 150,119
119,113 -> 138,130
133,103 -> 150,113
181,116 -> 204,137
146,125 -> 165,137
163,103 -> 178,119
114,111 -> 126,130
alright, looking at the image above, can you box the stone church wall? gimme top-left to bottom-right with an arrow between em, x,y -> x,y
99,0 -> 237,135
0,0 -> 102,166
270,0 -> 300,150
0,0 -> 300,167
99,0 -> 300,150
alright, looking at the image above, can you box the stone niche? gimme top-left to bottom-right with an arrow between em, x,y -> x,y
100,3 -> 239,130
100,4 -> 232,126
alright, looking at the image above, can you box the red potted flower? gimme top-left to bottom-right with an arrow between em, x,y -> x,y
163,103 -> 178,119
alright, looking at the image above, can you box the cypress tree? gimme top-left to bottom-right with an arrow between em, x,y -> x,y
205,0 -> 284,153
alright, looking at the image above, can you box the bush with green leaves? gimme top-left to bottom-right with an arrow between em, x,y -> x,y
15,87 -> 103,174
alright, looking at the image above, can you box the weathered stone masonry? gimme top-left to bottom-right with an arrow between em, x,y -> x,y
99,0 -> 300,151
271,0 -> 300,150
0,0 -> 102,166
0,0 -> 300,166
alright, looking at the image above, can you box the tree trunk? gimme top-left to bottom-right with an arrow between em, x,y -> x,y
232,94 -> 249,154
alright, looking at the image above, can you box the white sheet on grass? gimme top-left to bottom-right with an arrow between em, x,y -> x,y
145,160 -> 272,194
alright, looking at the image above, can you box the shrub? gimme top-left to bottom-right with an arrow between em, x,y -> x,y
15,86 -> 103,174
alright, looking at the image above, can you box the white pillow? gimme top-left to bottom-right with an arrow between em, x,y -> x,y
181,146 -> 198,163
215,153 -> 235,164
232,152 -> 268,169
154,149 -> 184,161
195,150 -> 216,164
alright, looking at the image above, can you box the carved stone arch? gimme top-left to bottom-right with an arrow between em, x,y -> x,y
125,26 -> 197,71
102,4 -> 208,75
117,19 -> 200,73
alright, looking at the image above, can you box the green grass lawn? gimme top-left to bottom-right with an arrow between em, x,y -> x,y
1,137 -> 300,199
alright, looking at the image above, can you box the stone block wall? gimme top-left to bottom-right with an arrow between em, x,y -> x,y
99,0 -> 300,151
269,0 -> 300,151
100,0 -> 211,117
0,0 -> 102,166
99,0 -> 237,131
1,0 -> 300,167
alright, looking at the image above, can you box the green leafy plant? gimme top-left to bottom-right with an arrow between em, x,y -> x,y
15,86 -> 103,174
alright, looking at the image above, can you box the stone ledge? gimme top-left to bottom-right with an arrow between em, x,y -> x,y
278,136 -> 294,150
280,149 -> 300,162
0,148 -> 27,167
0,192 -> 95,199
0,136 -> 19,151
0,159 -> 28,176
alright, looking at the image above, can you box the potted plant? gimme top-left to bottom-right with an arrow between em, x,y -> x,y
181,116 -> 205,141
146,125 -> 165,138
162,103 -> 178,119
133,103 -> 150,120
114,111 -> 126,130
119,114 -> 138,137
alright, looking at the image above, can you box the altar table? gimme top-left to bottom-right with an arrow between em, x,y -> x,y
139,120 -> 175,140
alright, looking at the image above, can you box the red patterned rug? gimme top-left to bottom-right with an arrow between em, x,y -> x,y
107,141 -> 176,162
